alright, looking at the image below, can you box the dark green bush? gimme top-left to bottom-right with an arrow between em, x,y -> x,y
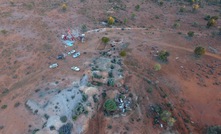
82,93 -> 88,102
119,50 -> 126,57
135,5 -> 140,11
188,31 -> 194,37
107,79 -> 114,86
101,37 -> 110,44
104,99 -> 117,111
108,71 -> 113,78
102,92 -> 107,99
60,116 -> 67,123
93,94 -> 99,103
72,115 -> 78,121
93,73 -> 102,79
206,126 -> 221,134
194,46 -> 206,56
158,50 -> 170,61
1,105 -> 7,109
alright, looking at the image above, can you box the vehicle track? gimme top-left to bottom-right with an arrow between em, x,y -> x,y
85,27 -> 221,60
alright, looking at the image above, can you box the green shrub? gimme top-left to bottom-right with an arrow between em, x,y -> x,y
188,31 -> 194,37
167,117 -> 176,127
154,64 -> 161,71
135,5 -> 140,11
158,50 -> 170,61
192,22 -> 199,27
194,46 -> 206,56
110,64 -> 115,69
81,24 -> 87,33
204,15 -> 211,21
72,115 -> 78,121
119,50 -> 126,57
14,102 -> 20,107
1,30 -> 7,35
102,92 -> 107,99
161,110 -> 171,122
1,105 -> 7,109
82,110 -> 88,115
107,78 -> 115,86
32,129 -> 40,134
146,87 -> 153,93
93,73 -> 102,79
101,37 -> 110,44
93,94 -> 99,103
74,103 -> 85,116
10,0 -> 14,6
108,71 -> 113,78
173,22 -> 180,29
108,16 -> 115,25
179,6 -> 186,12
60,116 -> 67,123
61,3 -> 67,11
82,93 -> 88,102
206,126 -> 221,134
160,110 -> 175,126
124,18 -> 128,24
159,1 -> 163,6
104,99 -> 117,111
44,114 -> 49,120
107,125 -> 112,129
131,13 -> 136,20
207,16 -> 218,28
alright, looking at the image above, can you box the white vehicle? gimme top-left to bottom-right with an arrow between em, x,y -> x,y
49,63 -> 58,69
68,50 -> 76,55
71,66 -> 80,71
73,52 -> 80,58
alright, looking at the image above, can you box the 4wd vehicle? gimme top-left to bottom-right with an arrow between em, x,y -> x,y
73,52 -> 80,58
49,63 -> 58,69
68,50 -> 76,55
57,54 -> 64,60
71,66 -> 80,71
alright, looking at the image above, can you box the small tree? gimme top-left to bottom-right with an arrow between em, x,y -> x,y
107,78 -> 114,86
10,0 -> 14,6
104,99 -> 117,111
179,6 -> 186,12
124,18 -> 128,24
135,5 -> 140,11
167,117 -> 176,127
173,22 -> 180,29
192,4 -> 199,12
60,116 -> 67,123
160,110 -> 176,126
119,50 -> 126,57
194,46 -> 206,56
154,64 -> 161,71
101,37 -> 110,44
81,24 -> 87,33
108,16 -> 115,25
188,31 -> 194,37
158,50 -> 170,61
131,13 -> 136,20
61,3 -> 67,11
161,110 -> 171,122
206,126 -> 221,134
159,1 -> 163,6
207,16 -> 218,28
